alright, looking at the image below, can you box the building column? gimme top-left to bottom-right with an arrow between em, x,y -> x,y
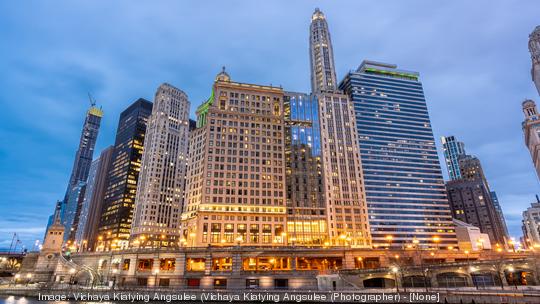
204,251 -> 212,275
343,251 -> 355,270
151,257 -> 160,286
232,251 -> 242,275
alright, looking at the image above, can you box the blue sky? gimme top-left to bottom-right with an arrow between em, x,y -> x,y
1,1 -> 539,249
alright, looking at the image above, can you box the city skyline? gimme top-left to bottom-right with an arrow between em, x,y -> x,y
1,1 -> 539,249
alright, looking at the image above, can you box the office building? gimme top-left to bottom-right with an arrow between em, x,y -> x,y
490,191 -> 510,238
61,181 -> 86,244
284,92 -> 327,245
340,60 -> 457,249
74,146 -> 114,251
441,136 -> 466,180
181,69 -> 287,247
131,84 -> 190,247
63,104 -> 103,198
522,99 -> 540,180
530,26 -> 540,95
522,199 -> 540,248
98,99 -> 152,250
308,9 -> 370,247
446,155 -> 508,246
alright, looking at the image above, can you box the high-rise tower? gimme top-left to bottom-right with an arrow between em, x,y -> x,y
98,98 -> 152,250
308,9 -> 371,247
340,61 -> 457,249
130,84 -> 190,248
181,69 -> 288,247
441,136 -> 466,180
310,8 -> 338,93
522,99 -> 540,180
529,26 -> 540,95
64,104 -> 103,196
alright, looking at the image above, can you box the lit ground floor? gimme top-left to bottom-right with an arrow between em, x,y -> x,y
16,246 -> 540,291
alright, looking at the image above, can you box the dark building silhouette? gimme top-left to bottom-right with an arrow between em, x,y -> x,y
97,98 -> 153,250
446,155 -> 509,246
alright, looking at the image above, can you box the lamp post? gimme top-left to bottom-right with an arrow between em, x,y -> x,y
391,266 -> 399,292
111,269 -> 117,290
153,269 -> 159,288
507,266 -> 518,290
25,273 -> 32,286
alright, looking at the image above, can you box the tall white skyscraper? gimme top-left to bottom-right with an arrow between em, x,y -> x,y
529,26 -> 540,96
308,9 -> 371,247
131,83 -> 190,248
310,8 -> 338,93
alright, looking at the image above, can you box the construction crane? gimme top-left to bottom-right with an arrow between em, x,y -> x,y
88,93 -> 97,107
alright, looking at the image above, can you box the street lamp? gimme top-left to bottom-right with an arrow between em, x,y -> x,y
25,273 -> 32,286
153,269 -> 159,288
391,266 -> 399,292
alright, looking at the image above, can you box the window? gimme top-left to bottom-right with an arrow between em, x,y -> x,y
214,279 -> 227,289
186,278 -> 200,289
246,279 -> 260,289
274,279 -> 288,290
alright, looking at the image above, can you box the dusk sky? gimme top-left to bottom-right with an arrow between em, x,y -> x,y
1,1 -> 539,249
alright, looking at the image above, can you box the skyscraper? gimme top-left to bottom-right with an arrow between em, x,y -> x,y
309,8 -> 338,93
61,181 -> 86,244
284,92 -> 327,245
308,9 -> 371,247
441,136 -> 466,180
74,146 -> 114,251
446,155 -> 508,246
181,69 -> 288,247
56,102 -> 102,245
490,191 -> 510,238
340,60 -> 457,249
529,26 -> 540,96
522,198 -> 540,248
131,84 -> 190,248
64,104 -> 103,197
522,99 -> 540,180
98,98 -> 152,250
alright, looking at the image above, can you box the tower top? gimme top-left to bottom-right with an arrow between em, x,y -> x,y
312,8 -> 325,20
215,66 -> 231,82
530,26 -> 540,62
522,99 -> 538,120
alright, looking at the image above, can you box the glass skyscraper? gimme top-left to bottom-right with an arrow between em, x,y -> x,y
340,60 -> 457,248
284,92 -> 326,244
441,136 -> 466,180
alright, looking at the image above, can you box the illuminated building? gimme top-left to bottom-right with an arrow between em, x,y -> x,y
131,85 -> 190,247
97,99 -> 152,250
181,68 -> 287,247
446,155 -> 508,246
340,60 -> 457,249
308,8 -> 371,247
522,199 -> 540,248
284,92 -> 327,245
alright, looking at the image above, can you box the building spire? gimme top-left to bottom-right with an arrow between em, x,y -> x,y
309,8 -> 338,93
